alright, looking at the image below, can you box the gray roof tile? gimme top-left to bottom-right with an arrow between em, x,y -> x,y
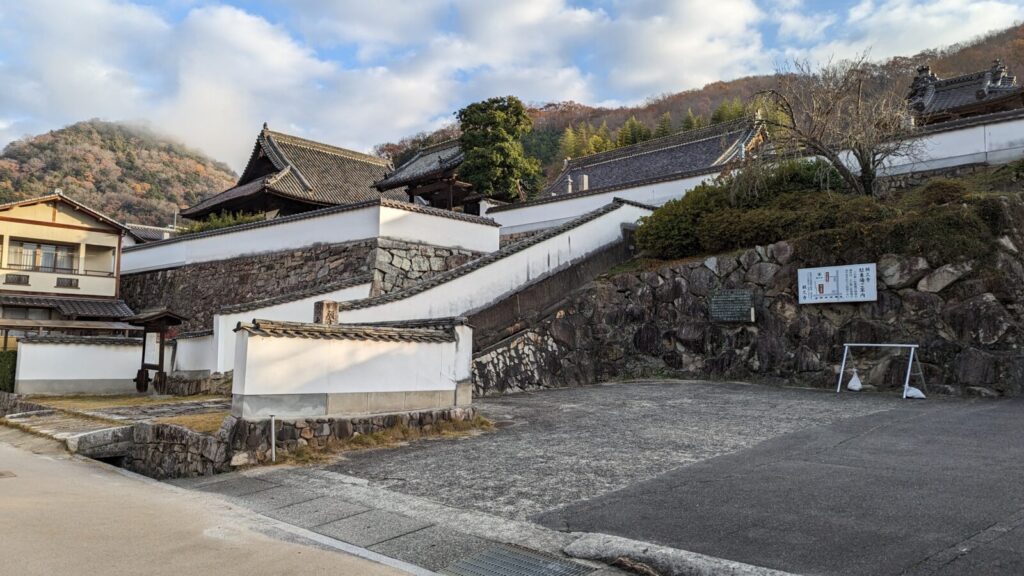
0,296 -> 134,319
374,140 -> 464,191
235,319 -> 455,343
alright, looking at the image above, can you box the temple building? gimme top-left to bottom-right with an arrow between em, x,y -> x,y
0,193 -> 136,348
181,124 -> 402,221
543,117 -> 764,197
373,140 -> 479,212
907,60 -> 1024,126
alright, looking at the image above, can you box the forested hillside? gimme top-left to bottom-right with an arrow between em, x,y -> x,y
0,120 -> 236,225
376,24 -> 1024,180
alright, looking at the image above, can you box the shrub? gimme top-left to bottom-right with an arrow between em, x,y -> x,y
918,178 -> 970,206
0,351 -> 15,393
635,182 -> 729,258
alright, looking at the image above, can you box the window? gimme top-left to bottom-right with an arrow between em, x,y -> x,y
7,241 -> 77,273
3,274 -> 29,285
0,307 -> 52,320
55,277 -> 79,289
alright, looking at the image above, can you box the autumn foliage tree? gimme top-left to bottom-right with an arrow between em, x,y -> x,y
456,96 -> 542,202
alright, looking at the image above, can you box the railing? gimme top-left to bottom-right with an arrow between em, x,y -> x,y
4,251 -> 114,277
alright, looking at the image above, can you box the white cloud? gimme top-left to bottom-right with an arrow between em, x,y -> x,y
0,0 -> 1020,170
808,0 -> 1024,62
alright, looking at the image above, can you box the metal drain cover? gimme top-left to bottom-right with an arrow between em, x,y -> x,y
0,471 -> 15,479
442,544 -> 594,576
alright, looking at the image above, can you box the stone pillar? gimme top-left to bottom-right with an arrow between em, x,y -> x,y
313,300 -> 338,324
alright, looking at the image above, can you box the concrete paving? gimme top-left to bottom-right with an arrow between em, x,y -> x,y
0,427 -> 404,576
536,394 -> 1024,576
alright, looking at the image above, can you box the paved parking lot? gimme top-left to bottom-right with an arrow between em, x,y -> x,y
330,380 -> 897,520
177,380 -> 1024,575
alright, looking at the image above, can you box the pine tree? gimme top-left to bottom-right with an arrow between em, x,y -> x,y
574,122 -> 593,156
591,121 -> 614,153
558,126 -> 577,160
457,96 -> 541,202
711,97 -> 746,124
654,112 -> 673,138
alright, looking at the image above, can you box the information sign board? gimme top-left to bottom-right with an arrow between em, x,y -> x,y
798,263 -> 877,304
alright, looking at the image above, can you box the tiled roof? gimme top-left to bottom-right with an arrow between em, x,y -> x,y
181,126 -> 402,218
125,223 -> 180,242
341,317 -> 470,330
375,140 -> 464,191
908,61 -> 1024,119
336,198 -> 652,312
126,198 -> 499,253
0,296 -> 134,319
235,319 -> 455,343
19,335 -> 143,346
542,118 -> 761,197
218,274 -> 372,315
123,307 -> 189,325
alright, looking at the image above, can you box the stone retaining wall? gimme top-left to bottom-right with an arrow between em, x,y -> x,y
230,406 -> 478,465
164,372 -> 232,396
473,204 -> 1024,397
124,419 -> 235,479
372,237 -> 480,296
121,239 -> 376,331
878,163 -> 989,193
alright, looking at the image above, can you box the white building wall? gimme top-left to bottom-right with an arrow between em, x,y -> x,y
174,335 -> 215,373
211,282 -> 371,374
378,205 -> 499,252
338,203 -> 652,323
122,203 -> 500,274
15,341 -> 171,395
233,335 -> 459,396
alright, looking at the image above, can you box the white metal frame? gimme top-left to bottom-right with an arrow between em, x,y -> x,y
836,343 -> 926,399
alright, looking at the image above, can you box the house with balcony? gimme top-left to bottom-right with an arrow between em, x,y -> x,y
0,192 -> 136,348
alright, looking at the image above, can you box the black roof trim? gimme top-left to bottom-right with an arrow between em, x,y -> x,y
19,335 -> 143,346
235,319 -> 455,343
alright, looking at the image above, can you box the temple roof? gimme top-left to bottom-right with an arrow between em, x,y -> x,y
182,125 -> 401,219
908,60 -> 1024,122
542,117 -> 762,197
374,139 -> 465,191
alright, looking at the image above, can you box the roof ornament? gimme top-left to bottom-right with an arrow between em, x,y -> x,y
262,122 -> 269,130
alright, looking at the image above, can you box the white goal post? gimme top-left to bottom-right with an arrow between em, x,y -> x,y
836,343 -> 927,399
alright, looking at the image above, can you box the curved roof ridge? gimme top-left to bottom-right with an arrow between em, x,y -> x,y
264,129 -> 390,167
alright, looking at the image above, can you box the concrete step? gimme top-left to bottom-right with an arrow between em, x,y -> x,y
2,409 -> 132,458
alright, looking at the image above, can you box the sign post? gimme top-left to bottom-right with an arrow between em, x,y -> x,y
798,263 -> 877,304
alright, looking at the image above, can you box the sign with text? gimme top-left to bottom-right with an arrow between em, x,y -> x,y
710,289 -> 754,322
798,263 -> 877,304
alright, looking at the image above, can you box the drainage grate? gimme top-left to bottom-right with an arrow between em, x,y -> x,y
0,471 -> 15,479
442,544 -> 595,576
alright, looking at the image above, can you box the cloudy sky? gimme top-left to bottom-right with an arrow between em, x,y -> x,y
1,0 -> 1021,169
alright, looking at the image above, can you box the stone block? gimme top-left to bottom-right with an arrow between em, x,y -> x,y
917,261 -> 973,293
405,390 -> 444,411
327,392 -> 369,415
367,392 -> 407,414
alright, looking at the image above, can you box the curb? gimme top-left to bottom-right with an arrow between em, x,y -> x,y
564,533 -> 801,576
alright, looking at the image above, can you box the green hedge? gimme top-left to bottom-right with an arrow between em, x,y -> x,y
635,162 -> 1001,265
0,351 -> 15,393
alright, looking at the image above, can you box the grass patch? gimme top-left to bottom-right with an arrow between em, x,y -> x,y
29,393 -> 226,411
152,410 -> 230,435
276,415 -> 494,466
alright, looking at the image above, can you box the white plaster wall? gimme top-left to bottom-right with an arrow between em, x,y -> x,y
491,174 -> 709,234
874,115 -> 1024,175
233,334 -> 459,396
122,206 -> 379,273
15,341 -> 171,394
339,203 -> 652,323
174,335 -> 215,373
379,206 -> 499,253
211,282 -> 371,374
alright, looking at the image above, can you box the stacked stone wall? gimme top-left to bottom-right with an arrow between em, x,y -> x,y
230,406 -> 477,465
474,205 -> 1024,398
372,237 -> 480,295
121,239 -> 376,331
124,419 -> 235,479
